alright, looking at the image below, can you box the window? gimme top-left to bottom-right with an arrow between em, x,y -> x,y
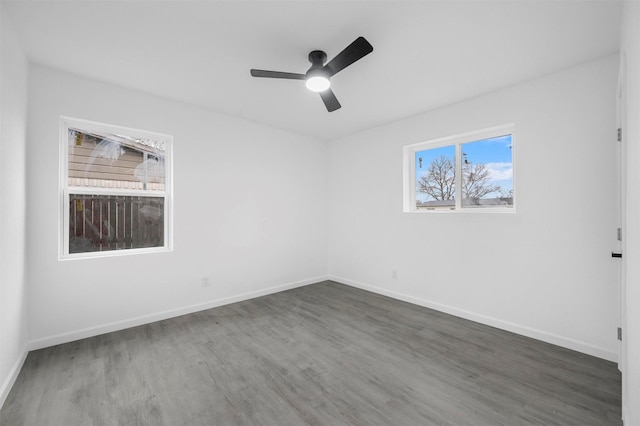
404,124 -> 514,212
60,117 -> 173,258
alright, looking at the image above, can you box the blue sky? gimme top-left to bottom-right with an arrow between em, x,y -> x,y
461,135 -> 512,164
415,135 -> 513,201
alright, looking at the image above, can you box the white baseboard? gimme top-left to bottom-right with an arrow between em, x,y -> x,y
329,275 -> 618,362
24,273 -> 617,362
0,348 -> 28,410
28,275 -> 329,351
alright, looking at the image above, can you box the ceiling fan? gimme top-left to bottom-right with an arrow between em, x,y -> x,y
250,36 -> 373,112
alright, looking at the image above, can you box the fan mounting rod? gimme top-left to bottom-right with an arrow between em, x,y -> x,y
308,50 -> 327,68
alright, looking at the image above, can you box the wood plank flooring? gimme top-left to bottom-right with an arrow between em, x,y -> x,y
0,281 -> 622,425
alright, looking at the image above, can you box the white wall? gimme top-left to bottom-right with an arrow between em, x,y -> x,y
26,65 -> 328,347
328,55 -> 620,361
0,3 -> 29,407
621,0 -> 640,423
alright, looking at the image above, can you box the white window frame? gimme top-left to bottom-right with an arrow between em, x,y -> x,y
59,116 -> 174,259
403,124 -> 515,213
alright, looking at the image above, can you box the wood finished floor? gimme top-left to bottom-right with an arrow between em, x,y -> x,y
1,281 -> 621,426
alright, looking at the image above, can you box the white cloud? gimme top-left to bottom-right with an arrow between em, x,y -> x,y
485,162 -> 512,181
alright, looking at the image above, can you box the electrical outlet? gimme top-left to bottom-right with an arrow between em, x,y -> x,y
392,269 -> 398,279
201,276 -> 210,287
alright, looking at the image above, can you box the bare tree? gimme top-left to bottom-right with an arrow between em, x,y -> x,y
417,155 -> 455,200
417,155 -> 501,201
461,162 -> 501,201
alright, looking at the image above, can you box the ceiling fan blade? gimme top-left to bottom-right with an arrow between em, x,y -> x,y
319,88 -> 341,112
324,36 -> 373,77
250,69 -> 306,80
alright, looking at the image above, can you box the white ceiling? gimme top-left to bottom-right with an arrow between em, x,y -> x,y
3,0 -> 622,141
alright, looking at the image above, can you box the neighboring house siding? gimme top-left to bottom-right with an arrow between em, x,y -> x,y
68,132 -> 165,191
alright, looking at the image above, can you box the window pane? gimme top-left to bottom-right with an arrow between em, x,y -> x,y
69,194 -> 164,253
68,128 -> 165,191
415,145 -> 456,210
461,135 -> 513,208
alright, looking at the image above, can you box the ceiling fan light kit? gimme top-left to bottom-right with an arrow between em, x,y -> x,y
305,75 -> 331,92
250,36 -> 373,112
